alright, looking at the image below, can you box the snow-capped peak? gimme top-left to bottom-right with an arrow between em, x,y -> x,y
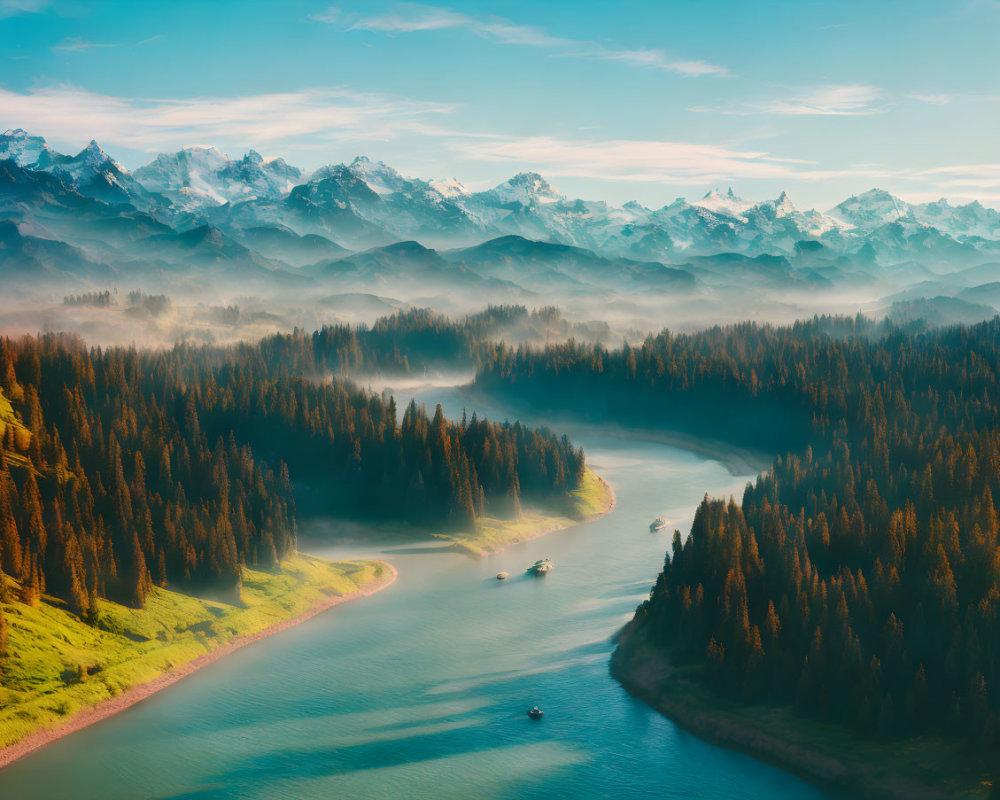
346,155 -> 411,195
774,191 -> 795,215
486,171 -> 563,205
0,128 -> 53,168
132,147 -> 233,206
139,146 -> 231,176
429,177 -> 468,198
44,139 -> 129,189
131,145 -> 302,208
831,188 -> 913,230
911,196 -> 1000,239
693,186 -> 753,218
75,140 -> 112,167
0,129 -> 143,204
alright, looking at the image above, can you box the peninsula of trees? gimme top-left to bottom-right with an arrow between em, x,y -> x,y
473,315 -> 1000,791
0,328 -> 585,635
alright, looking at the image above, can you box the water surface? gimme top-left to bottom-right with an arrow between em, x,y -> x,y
0,386 -> 827,799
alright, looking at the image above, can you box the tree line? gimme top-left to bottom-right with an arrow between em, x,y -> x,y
254,304 -> 609,378
0,328 -> 585,644
475,315 -> 1000,752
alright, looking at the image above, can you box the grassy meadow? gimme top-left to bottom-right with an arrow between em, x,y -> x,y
0,554 -> 388,749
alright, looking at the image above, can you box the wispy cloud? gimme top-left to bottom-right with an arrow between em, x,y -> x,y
308,5 -> 341,24
53,38 -> 120,52
347,4 -> 569,45
53,34 -> 164,53
2,83 -> 888,187
469,18 -> 569,47
319,3 -> 729,77
912,163 -> 1000,191
0,0 -> 48,18
9,83 -> 993,206
910,92 -> 952,105
577,47 -> 730,77
0,85 -> 453,150
687,105 -> 751,116
350,4 -> 467,33
450,133 -> 1000,206
761,84 -> 883,116
694,84 -> 884,116
446,134 -> 888,185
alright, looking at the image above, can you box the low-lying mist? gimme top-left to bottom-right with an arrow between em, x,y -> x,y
0,272 -> 936,353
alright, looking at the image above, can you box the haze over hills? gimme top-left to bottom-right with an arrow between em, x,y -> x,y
2,126 -> 1000,335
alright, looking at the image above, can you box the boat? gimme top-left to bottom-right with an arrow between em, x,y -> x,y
526,558 -> 553,575
496,571 -> 509,580
649,517 -> 670,532
527,706 -> 544,719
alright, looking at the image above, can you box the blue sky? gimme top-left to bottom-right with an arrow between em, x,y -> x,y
1,0 -> 999,210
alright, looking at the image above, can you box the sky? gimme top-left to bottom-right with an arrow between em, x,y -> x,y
1,0 -> 999,211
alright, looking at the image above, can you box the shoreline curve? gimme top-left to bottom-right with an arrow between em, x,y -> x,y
466,472 -> 618,557
0,560 -> 398,772
610,625 -> 948,800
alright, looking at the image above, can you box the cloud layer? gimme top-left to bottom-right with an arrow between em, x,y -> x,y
762,84 -> 883,116
2,83 -> 998,206
0,0 -> 48,18
446,134 -> 888,185
692,84 -> 884,116
317,3 -> 730,77
0,85 -> 452,150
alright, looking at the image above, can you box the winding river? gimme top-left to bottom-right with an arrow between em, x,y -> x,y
0,384 -> 827,799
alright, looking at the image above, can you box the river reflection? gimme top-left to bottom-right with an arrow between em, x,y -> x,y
0,384 -> 828,800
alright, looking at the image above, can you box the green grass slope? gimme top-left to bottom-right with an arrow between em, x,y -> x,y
0,554 -> 389,749
442,467 -> 616,556
0,386 -> 31,469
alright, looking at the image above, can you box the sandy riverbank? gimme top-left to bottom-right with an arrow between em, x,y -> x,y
0,561 -> 397,772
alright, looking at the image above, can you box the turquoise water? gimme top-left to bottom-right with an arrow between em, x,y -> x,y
0,386 -> 827,799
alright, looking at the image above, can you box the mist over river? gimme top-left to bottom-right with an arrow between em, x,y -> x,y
0,384 -> 827,799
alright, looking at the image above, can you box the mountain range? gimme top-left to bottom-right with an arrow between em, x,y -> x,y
2,126 -> 1000,318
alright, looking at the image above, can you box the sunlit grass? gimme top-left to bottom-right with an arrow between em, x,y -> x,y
0,554 -> 387,748
442,468 -> 614,556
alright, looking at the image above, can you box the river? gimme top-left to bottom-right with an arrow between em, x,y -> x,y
0,383 -> 827,799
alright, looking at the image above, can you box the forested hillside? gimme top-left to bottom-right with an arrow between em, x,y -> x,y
475,317 -> 1000,753
0,330 -> 584,643
254,305 -> 609,378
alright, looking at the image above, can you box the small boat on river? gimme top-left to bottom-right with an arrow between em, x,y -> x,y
496,571 -> 509,580
649,517 -> 670,532
527,706 -> 544,719
526,558 -> 553,575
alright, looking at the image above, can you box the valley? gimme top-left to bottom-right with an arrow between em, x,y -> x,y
3,3 -> 999,797
4,118 -> 1000,800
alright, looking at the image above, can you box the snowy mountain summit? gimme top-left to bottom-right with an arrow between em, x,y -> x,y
344,156 -> 415,196
5,127 -> 1000,268
484,172 -> 564,206
693,187 -> 754,218
0,128 -> 52,167
134,146 -> 302,209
